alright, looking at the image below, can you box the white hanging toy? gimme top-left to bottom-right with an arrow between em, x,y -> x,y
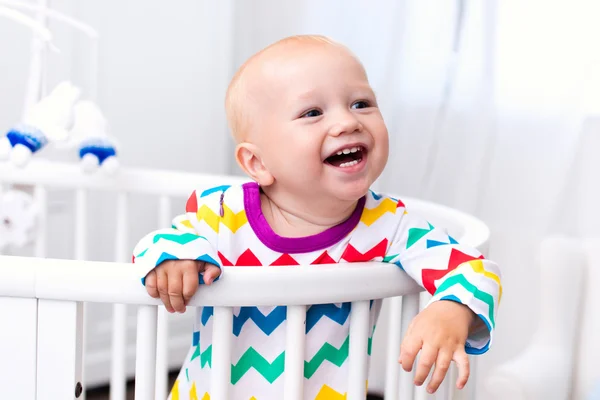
0,189 -> 38,251
0,81 -> 81,167
70,100 -> 119,174
0,1 -> 118,173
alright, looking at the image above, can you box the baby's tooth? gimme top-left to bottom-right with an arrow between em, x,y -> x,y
339,159 -> 360,168
342,148 -> 351,154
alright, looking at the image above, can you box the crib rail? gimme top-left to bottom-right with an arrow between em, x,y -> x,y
0,159 -> 249,195
0,257 -> 422,306
0,257 -> 423,400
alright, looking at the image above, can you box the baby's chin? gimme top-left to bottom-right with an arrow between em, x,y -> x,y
326,180 -> 374,203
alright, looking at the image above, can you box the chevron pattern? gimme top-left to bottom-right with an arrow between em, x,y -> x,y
190,344 -> 212,367
311,250 -> 336,264
304,336 -> 349,379
201,304 -> 350,335
231,348 -> 285,384
170,380 -> 202,400
306,303 -> 351,332
426,236 -> 458,248
341,239 -> 387,262
198,335 -> 353,385
315,385 -> 347,399
171,379 -> 180,400
406,222 -> 434,249
233,306 -> 286,336
152,232 -> 207,245
270,253 -> 300,266
190,383 -> 198,400
448,258 -> 503,300
422,248 -> 484,295
196,204 -> 248,234
360,198 -> 398,226
437,274 -> 496,327
218,249 -> 262,266
173,384 -> 349,400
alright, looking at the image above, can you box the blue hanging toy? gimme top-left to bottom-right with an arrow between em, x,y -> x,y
0,81 -> 81,167
70,100 -> 119,175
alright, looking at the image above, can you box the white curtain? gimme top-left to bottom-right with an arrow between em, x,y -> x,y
2,0 -> 599,395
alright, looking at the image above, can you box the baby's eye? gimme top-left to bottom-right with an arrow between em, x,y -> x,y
351,100 -> 370,109
301,109 -> 322,118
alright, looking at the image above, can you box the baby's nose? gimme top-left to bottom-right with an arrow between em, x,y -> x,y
328,114 -> 363,136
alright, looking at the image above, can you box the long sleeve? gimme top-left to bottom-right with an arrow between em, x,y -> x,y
385,206 -> 502,354
132,188 -> 223,284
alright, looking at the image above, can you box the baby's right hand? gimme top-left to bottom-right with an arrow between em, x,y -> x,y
144,260 -> 221,313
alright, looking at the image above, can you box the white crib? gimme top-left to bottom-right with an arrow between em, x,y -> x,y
0,160 -> 490,400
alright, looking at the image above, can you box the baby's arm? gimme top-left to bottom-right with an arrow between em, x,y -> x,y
385,206 -> 501,393
132,189 -> 223,313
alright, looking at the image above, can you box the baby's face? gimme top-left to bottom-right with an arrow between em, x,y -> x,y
247,42 -> 389,203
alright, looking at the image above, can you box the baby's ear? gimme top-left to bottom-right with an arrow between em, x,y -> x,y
235,143 -> 274,186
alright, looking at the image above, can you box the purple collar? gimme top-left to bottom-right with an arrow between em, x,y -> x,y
242,182 -> 365,253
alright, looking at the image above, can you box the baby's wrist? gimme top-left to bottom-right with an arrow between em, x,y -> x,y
438,299 -> 475,322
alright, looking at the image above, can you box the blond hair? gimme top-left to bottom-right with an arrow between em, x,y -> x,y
225,35 -> 343,141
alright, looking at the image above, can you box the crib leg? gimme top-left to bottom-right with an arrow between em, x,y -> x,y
0,297 -> 38,399
36,300 -> 85,400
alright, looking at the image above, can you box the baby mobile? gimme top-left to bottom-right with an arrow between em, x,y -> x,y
0,0 -> 119,172
0,1 -> 118,251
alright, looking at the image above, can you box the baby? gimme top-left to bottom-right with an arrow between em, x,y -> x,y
133,35 -> 501,399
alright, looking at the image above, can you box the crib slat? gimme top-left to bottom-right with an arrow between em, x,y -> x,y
155,195 -> 172,399
384,297 -> 403,400
156,309 -> 170,397
36,300 -> 84,400
75,189 -> 88,261
284,305 -> 306,400
33,186 -> 47,258
111,304 -> 128,400
442,365 -> 458,400
211,306 -> 234,400
0,297 -> 38,399
74,189 -> 88,400
398,294 -> 420,399
111,192 -> 129,400
347,300 -> 370,400
414,292 -> 430,400
134,305 -> 158,400
467,356 -> 477,400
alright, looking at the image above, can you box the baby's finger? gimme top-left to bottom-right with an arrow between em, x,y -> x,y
202,265 -> 221,285
399,334 -> 422,373
427,349 -> 453,393
413,345 -> 437,386
145,270 -> 159,298
156,267 -> 174,313
453,349 -> 470,389
182,267 -> 199,305
167,270 -> 186,313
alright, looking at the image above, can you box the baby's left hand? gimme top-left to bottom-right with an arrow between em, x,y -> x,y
399,300 -> 474,394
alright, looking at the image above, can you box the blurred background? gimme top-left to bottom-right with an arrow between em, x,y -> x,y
1,0 -> 600,398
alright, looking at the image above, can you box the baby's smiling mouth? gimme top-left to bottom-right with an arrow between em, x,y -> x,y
325,145 -> 366,168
